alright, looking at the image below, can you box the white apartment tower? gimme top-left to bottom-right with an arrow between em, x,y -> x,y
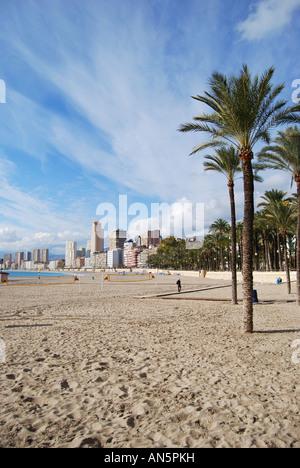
65,241 -> 77,268
91,221 -> 104,253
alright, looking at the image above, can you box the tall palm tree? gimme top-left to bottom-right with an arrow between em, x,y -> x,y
258,126 -> 300,305
264,201 -> 297,294
204,149 -> 240,303
236,221 -> 244,270
179,65 -> 300,333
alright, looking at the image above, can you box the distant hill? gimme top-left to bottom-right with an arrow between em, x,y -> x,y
49,254 -> 65,261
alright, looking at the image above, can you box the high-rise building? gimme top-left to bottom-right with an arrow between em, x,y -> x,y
77,247 -> 86,258
33,249 -> 40,263
49,260 -> 58,270
4,254 -> 12,268
91,222 -> 104,253
24,252 -> 32,261
92,251 -> 107,269
74,257 -> 85,269
65,241 -> 77,268
107,249 -> 124,268
14,252 -> 24,268
124,248 -> 140,268
141,230 -> 161,248
41,248 -> 49,263
86,240 -> 91,258
124,239 -> 135,253
109,229 -> 127,250
138,249 -> 151,268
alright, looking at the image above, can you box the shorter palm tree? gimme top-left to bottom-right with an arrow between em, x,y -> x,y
254,211 -> 273,271
258,127 -> 300,303
209,218 -> 230,272
264,201 -> 297,294
257,190 -> 291,270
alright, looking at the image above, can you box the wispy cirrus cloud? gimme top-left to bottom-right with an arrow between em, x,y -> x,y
0,0 -> 206,203
0,156 -> 90,252
237,0 -> 300,41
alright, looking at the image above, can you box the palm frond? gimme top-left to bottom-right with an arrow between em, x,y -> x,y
179,65 -> 300,156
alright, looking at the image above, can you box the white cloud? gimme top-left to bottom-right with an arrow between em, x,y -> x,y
0,229 -> 89,254
0,157 -> 91,253
237,0 -> 300,41
0,227 -> 21,243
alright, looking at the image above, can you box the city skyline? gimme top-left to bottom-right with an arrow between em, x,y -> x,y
1,220 -> 163,267
2,218 -> 200,262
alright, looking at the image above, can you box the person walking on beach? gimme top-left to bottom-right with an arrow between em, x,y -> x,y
177,279 -> 181,293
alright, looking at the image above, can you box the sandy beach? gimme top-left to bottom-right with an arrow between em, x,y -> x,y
0,273 -> 300,448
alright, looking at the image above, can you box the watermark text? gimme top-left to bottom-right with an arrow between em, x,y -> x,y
292,79 -> 300,104
291,339 -> 300,364
0,79 -> 6,103
0,338 -> 6,364
96,195 -> 204,241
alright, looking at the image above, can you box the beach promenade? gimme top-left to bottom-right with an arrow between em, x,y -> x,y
0,273 -> 299,448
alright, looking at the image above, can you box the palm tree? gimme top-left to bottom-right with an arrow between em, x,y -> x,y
204,148 -> 263,303
179,65 -> 300,333
204,232 -> 225,271
257,190 -> 290,270
258,127 -> 300,304
201,236 -> 216,271
209,218 -> 230,272
254,210 -> 273,271
236,221 -> 243,270
209,218 -> 230,237
204,148 -> 240,303
264,201 -> 297,294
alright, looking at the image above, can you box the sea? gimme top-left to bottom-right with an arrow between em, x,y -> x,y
1,271 -> 74,277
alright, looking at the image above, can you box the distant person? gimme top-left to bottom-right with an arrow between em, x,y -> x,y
177,279 -> 181,293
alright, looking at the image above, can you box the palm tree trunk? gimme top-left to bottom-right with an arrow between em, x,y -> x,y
241,154 -> 254,333
283,234 -> 291,295
277,230 -> 282,271
228,181 -> 238,305
267,239 -> 272,271
254,234 -> 259,270
221,246 -> 224,271
296,178 -> 300,305
238,239 -> 243,270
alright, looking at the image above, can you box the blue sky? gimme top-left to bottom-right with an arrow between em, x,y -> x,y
0,0 -> 300,255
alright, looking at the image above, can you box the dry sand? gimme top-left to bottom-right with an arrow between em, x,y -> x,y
0,273 -> 300,448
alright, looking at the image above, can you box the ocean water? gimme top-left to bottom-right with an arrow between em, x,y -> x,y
1,270 -> 73,278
